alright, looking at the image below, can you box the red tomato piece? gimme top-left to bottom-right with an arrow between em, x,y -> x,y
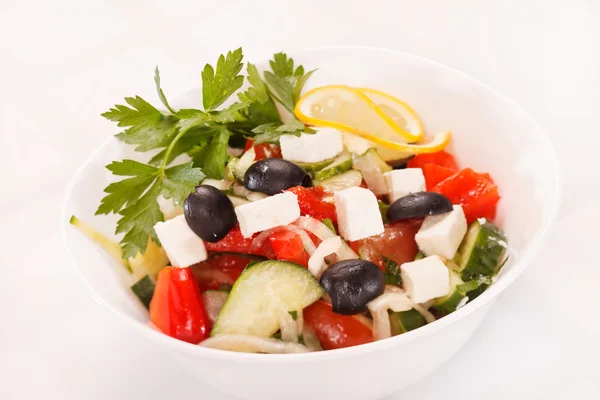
422,164 -> 457,190
204,225 -> 274,258
432,168 -> 500,224
191,254 -> 251,291
244,139 -> 282,161
408,150 -> 459,170
350,221 -> 421,270
286,186 -> 337,222
304,301 -> 373,350
150,267 -> 209,344
268,231 -> 310,267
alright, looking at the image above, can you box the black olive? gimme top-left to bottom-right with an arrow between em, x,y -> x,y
320,259 -> 385,315
388,155 -> 415,169
387,192 -> 453,222
184,185 -> 237,242
244,158 -> 311,195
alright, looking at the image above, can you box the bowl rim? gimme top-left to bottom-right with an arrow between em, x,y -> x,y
61,45 -> 561,362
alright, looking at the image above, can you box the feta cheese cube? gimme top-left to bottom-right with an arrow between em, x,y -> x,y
154,215 -> 207,267
235,192 -> 301,238
334,186 -> 384,241
415,205 -> 467,259
384,168 -> 426,202
280,128 -> 343,163
401,255 -> 450,303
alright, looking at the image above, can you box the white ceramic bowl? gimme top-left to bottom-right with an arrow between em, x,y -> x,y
62,46 -> 560,400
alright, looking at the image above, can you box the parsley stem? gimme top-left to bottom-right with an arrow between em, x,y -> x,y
267,89 -> 295,115
159,126 -> 190,172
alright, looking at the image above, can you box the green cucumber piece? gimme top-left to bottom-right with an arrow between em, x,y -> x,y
432,269 -> 466,314
131,275 -> 155,309
314,151 -> 352,180
451,220 -> 507,281
362,148 -> 393,173
70,215 -> 132,273
314,170 -> 362,193
232,148 -> 256,182
211,261 -> 324,337
296,158 -> 336,174
378,200 -> 389,223
389,309 -> 426,335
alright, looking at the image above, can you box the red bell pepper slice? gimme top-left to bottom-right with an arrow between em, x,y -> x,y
432,168 -> 500,223
422,164 -> 457,190
407,150 -> 459,170
304,301 -> 373,350
244,139 -> 282,160
286,186 -> 337,222
150,267 -> 209,344
268,230 -> 310,267
204,225 -> 275,258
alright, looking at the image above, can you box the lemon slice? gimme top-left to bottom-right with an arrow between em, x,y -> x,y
356,88 -> 424,142
295,85 -> 450,154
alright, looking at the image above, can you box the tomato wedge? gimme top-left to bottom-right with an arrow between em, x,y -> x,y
422,164 -> 456,190
269,230 -> 310,267
408,150 -> 458,170
244,139 -> 282,160
350,221 -> 421,270
286,186 -> 337,222
150,267 -> 209,344
303,301 -> 373,350
204,225 -> 274,258
432,168 -> 500,223
191,254 -> 252,291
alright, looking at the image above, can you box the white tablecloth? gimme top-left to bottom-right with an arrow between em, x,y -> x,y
1,0 -> 599,398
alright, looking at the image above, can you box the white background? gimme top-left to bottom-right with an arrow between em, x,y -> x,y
1,0 -> 599,398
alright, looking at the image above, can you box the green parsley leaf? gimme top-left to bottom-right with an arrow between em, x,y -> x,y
263,53 -> 316,113
102,96 -> 162,128
202,48 -> 245,111
148,126 -> 212,166
96,160 -> 159,215
117,182 -> 164,258
154,66 -> 176,114
251,120 -> 315,144
238,63 -> 281,125
382,256 -> 402,286
192,127 -> 231,179
161,162 -> 206,205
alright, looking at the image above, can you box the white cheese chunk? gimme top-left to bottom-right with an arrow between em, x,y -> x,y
384,168 -> 426,202
235,192 -> 301,238
401,255 -> 450,303
153,215 -> 207,268
280,128 -> 343,163
334,186 -> 384,241
415,205 -> 467,259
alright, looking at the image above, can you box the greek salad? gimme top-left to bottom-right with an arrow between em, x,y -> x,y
71,48 -> 507,353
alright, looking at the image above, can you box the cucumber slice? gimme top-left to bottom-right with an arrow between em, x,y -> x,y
378,200 -> 389,223
432,269 -> 466,314
225,157 -> 238,182
314,151 -> 352,180
451,220 -> 507,281
211,261 -> 324,337
296,158 -> 336,175
131,275 -> 155,309
314,170 -> 363,193
232,148 -> 256,182
389,309 -> 426,335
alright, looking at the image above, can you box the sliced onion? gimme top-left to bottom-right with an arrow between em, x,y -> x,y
228,195 -> 250,207
296,309 -> 304,336
249,225 -> 317,255
200,335 -> 310,353
201,291 -> 229,324
294,216 -> 358,260
308,236 -> 342,278
279,311 -> 299,344
286,225 -> 317,255
352,153 -> 388,195
233,183 -> 252,198
201,179 -> 232,191
368,292 -> 413,340
386,285 -> 436,323
301,327 -> 323,352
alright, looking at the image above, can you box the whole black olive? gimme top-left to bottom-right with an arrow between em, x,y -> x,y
184,185 -> 237,242
320,259 -> 385,315
244,158 -> 311,195
387,192 -> 453,222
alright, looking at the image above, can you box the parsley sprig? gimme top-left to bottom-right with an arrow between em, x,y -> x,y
97,48 -> 316,257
